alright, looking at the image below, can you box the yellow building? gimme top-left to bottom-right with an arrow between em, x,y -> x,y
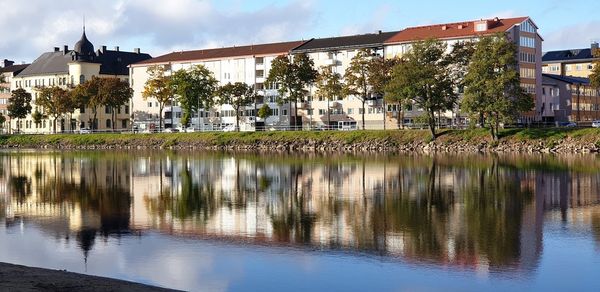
11,28 -> 152,133
542,43 -> 598,78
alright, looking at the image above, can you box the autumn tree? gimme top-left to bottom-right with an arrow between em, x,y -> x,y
590,47 -> 600,96
315,66 -> 343,128
99,78 -> 133,131
142,65 -> 173,131
385,39 -> 457,140
368,56 -> 400,130
8,88 -> 32,133
170,65 -> 218,128
266,54 -> 317,129
344,49 -> 375,130
218,82 -> 256,131
71,76 -> 103,130
461,34 -> 534,141
36,86 -> 75,133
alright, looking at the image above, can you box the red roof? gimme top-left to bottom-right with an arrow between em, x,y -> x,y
385,17 -> 529,44
134,40 -> 306,66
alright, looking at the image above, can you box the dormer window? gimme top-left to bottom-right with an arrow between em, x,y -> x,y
475,22 -> 488,32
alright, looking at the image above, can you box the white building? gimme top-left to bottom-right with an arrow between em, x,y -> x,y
130,41 -> 306,131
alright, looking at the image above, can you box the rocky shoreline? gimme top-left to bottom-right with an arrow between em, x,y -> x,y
0,262 -> 175,291
1,130 -> 599,154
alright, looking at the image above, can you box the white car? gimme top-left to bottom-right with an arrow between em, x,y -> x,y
222,125 -> 236,132
592,120 -> 600,128
79,128 -> 92,134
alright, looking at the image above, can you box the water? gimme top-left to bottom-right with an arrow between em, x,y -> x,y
0,151 -> 599,291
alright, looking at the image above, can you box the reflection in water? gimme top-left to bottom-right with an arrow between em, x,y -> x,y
1,152 -> 600,278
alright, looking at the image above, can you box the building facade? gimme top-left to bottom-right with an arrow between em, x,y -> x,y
542,43 -> 598,78
0,60 -> 29,133
11,29 -> 152,133
130,41 -> 305,131
130,16 -> 543,131
541,74 -> 600,123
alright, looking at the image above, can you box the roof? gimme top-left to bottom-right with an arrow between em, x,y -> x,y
17,49 -> 152,77
0,64 -> 29,75
385,17 -> 529,44
134,41 -> 306,66
542,74 -> 590,85
291,31 -> 400,53
542,48 -> 596,63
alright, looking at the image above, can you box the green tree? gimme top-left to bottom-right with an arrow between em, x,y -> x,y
368,56 -> 400,130
31,110 -> 45,128
590,47 -> 600,95
257,103 -> 271,120
461,34 -> 533,140
344,49 -> 374,130
385,39 -> 457,139
8,88 -> 32,133
170,65 -> 218,128
266,54 -> 317,130
71,76 -> 103,130
142,65 -> 173,131
315,66 -> 343,128
217,82 -> 256,131
35,86 -> 75,133
100,78 -> 133,131
0,113 -> 5,132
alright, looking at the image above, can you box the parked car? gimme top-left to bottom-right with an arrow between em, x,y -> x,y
592,120 -> 600,128
222,125 -> 236,132
79,128 -> 92,134
559,122 -> 577,128
164,128 -> 179,133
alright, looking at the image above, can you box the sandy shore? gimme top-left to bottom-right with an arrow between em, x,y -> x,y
0,263 -> 178,291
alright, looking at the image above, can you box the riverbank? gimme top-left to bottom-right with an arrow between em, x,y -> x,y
0,262 -> 174,291
1,128 -> 600,153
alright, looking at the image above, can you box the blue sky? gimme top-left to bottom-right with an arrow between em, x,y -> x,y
0,0 -> 599,62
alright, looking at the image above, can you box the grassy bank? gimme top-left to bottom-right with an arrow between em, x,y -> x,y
0,128 -> 599,150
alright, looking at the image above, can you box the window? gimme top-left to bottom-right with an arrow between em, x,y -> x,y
106,119 -> 111,128
520,68 -> 536,79
519,52 -> 536,63
125,105 -> 130,114
588,64 -> 594,70
80,107 -> 85,114
319,109 -> 326,115
121,120 -> 127,129
521,83 -> 536,94
347,108 -> 354,114
282,109 -> 287,116
520,21 -> 536,33
148,102 -> 153,107
520,36 -> 535,48
105,106 -> 111,114
475,23 -> 487,32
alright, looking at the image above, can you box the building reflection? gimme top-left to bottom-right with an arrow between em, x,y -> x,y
1,152 -> 600,275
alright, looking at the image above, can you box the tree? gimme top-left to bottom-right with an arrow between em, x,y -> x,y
266,54 -> 317,130
385,39 -> 457,140
461,34 -> 534,141
315,66 -> 343,128
71,76 -> 103,130
142,65 -> 173,131
368,56 -> 400,130
590,47 -> 600,97
0,113 -> 5,132
35,86 -> 75,133
170,65 -> 218,128
8,88 -> 32,133
31,110 -> 45,128
100,78 -> 133,131
344,49 -> 373,130
217,82 -> 256,131
258,104 -> 271,120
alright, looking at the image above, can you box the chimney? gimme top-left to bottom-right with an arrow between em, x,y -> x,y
54,47 -> 60,52
114,46 -> 120,51
134,48 -> 141,54
442,25 -> 448,31
592,42 -> 599,51
63,45 -> 69,55
102,45 -> 107,53
376,30 -> 382,34
458,24 -> 464,29
2,59 -> 14,68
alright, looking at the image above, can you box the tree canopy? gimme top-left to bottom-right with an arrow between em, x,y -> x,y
170,65 -> 218,128
8,88 -> 32,133
385,39 -> 457,139
142,65 -> 173,130
217,82 -> 256,131
315,66 -> 343,128
35,86 -> 75,133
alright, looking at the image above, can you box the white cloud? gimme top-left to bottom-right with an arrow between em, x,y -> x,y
0,0 -> 316,62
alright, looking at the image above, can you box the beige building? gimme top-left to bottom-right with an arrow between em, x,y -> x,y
542,43 -> 598,78
11,29 -> 152,133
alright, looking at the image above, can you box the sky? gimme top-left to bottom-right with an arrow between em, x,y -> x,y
0,0 -> 599,63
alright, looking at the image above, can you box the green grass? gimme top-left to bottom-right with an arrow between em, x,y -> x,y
0,128 -> 599,149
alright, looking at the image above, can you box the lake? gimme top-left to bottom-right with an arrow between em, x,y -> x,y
0,151 -> 599,291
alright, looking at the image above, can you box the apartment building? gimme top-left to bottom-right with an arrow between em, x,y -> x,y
11,29 -> 152,133
0,60 -> 29,133
384,16 -> 543,125
290,31 -> 400,130
542,42 -> 598,78
541,74 -> 600,123
130,41 -> 305,131
130,16 -> 543,130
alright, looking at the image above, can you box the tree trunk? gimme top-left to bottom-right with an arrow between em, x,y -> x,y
112,107 -> 116,132
428,110 -> 437,140
53,116 -> 57,134
92,107 -> 98,131
236,106 -> 240,132
327,99 -> 331,129
362,99 -> 366,130
159,104 -> 164,133
383,99 -> 386,131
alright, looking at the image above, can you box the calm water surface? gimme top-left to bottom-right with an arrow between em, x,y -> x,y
1,151 -> 600,291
